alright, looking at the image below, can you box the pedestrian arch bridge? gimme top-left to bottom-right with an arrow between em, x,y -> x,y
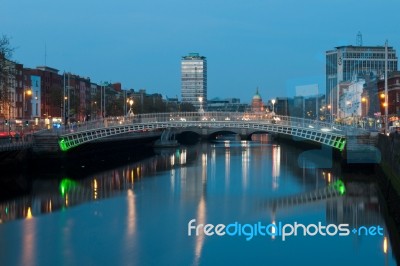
56,112 -> 359,152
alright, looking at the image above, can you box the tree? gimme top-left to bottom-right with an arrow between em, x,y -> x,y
0,35 -> 15,119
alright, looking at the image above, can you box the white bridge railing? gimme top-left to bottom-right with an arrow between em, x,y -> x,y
52,112 -> 367,136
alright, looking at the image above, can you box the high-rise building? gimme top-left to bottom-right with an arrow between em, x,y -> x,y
181,53 -> 207,110
326,45 -> 398,117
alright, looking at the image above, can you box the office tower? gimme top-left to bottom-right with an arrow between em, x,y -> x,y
326,45 -> 398,117
181,53 -> 207,110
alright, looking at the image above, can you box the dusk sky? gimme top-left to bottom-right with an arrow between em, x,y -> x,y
2,0 -> 399,103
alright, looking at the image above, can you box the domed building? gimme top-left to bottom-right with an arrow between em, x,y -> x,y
251,88 -> 264,113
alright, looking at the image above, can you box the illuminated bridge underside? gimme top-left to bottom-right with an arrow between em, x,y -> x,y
58,121 -> 346,152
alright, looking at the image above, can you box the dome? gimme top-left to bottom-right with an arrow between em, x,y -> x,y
253,94 -> 261,100
252,88 -> 262,100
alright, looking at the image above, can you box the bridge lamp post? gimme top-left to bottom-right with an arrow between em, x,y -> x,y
271,99 -> 276,114
198,97 -> 204,114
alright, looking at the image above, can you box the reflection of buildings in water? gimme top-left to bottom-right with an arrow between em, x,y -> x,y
0,147 -> 199,223
251,133 -> 272,143
274,141 -> 343,190
326,182 -> 392,261
326,183 -> 383,226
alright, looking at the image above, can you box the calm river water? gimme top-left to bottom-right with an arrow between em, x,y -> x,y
0,139 -> 397,266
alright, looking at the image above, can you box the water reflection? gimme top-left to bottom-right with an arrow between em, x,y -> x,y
126,189 -> 136,236
272,145 -> 280,190
0,140 -> 397,265
193,195 -> 206,266
21,217 -> 36,266
0,147 -> 197,223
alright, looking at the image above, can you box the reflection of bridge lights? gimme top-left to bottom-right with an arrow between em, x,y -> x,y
224,140 -> 230,148
225,149 -> 230,185
242,149 -> 249,188
383,237 -> 388,254
59,178 -> 77,197
170,154 -> 175,166
271,220 -> 276,239
181,149 -> 187,165
65,194 -> 69,206
93,179 -> 98,200
241,141 -> 249,148
272,146 -> 281,188
331,180 -> 346,195
127,189 -> 136,236
202,153 -> 207,167
26,207 -> 33,219
327,173 -> 331,183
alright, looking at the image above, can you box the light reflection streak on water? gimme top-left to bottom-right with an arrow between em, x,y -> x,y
202,153 -> 207,185
272,145 -> 281,190
211,148 -> 216,181
21,213 -> 36,266
181,149 -> 187,165
127,189 -> 136,236
225,148 -> 230,187
242,147 -> 249,189
193,195 -> 206,266
93,179 -> 98,200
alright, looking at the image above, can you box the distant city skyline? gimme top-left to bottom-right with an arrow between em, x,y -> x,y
2,0 -> 400,103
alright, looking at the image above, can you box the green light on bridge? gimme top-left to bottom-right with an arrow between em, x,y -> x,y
334,139 -> 346,152
332,180 -> 346,195
339,140 -> 346,152
59,139 -> 68,152
59,178 -> 77,197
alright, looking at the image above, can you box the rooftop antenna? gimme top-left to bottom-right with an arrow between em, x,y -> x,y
356,31 -> 363,46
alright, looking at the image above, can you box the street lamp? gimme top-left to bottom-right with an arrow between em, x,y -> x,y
271,99 -> 276,114
198,96 -> 204,113
127,98 -> 134,116
361,97 -> 368,118
326,104 -> 331,122
24,88 -> 32,120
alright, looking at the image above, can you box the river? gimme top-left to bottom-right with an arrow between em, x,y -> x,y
0,139 -> 397,266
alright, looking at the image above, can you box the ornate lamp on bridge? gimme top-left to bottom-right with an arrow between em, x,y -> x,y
271,99 -> 276,114
198,97 -> 204,114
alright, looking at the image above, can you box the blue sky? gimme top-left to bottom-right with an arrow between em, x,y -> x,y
1,0 -> 399,103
